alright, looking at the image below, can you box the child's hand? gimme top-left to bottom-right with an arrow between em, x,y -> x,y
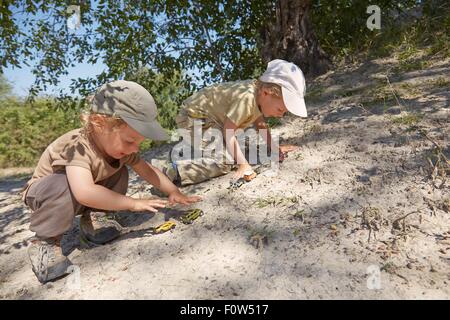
130,198 -> 168,213
279,144 -> 299,153
278,144 -> 299,162
168,190 -> 202,206
233,163 -> 253,180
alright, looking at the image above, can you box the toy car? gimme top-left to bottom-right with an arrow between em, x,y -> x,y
153,221 -> 176,234
228,178 -> 245,190
181,208 -> 204,224
243,169 -> 257,182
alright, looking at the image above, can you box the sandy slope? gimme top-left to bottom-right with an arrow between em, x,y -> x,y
0,56 -> 449,299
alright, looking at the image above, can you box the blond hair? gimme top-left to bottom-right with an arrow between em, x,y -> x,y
255,80 -> 282,98
80,95 -> 126,136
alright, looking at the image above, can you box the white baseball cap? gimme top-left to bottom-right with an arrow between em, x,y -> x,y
259,59 -> 307,117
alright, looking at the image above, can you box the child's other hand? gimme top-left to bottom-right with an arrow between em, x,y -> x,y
130,198 -> 168,213
279,144 -> 299,153
233,163 -> 253,180
278,144 -> 299,162
168,190 -> 202,206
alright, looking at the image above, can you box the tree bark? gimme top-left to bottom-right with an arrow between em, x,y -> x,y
260,0 -> 331,77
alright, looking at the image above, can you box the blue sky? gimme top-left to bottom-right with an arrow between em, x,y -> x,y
4,60 -> 107,97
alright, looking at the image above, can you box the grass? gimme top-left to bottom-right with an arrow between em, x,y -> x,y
381,261 -> 397,274
253,195 -> 299,208
339,87 -> 369,97
292,209 -> 305,222
248,225 -> 274,249
306,85 -> 325,101
442,198 -> 450,213
348,79 -> 396,109
393,57 -> 432,73
139,139 -> 155,154
294,153 -> 304,161
391,113 -> 423,126
266,117 -> 282,128
398,82 -> 422,98
424,140 -> 450,188
317,2 -> 450,72
305,124 -> 323,135
369,5 -> 449,62
430,77 -> 450,88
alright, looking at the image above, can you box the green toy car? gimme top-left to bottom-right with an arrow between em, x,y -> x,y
181,209 -> 204,224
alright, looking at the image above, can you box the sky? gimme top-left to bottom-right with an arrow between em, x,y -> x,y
4,60 -> 107,97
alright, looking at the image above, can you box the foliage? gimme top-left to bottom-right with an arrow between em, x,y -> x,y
311,0 -> 449,59
0,74 -> 12,97
128,67 -> 191,130
0,98 -> 81,167
0,0 -> 270,97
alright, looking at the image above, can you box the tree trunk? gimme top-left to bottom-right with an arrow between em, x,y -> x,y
260,0 -> 331,77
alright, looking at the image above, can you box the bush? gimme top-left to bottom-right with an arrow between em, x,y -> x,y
127,68 -> 192,130
0,98 -> 81,167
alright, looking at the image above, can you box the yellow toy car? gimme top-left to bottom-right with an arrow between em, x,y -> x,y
153,221 -> 176,234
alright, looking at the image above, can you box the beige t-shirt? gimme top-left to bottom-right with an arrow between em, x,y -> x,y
22,128 -> 141,199
182,80 -> 262,129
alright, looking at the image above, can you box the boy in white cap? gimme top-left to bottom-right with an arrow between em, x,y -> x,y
22,80 -> 201,284
154,59 -> 307,185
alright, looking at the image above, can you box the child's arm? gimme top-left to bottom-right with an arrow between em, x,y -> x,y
254,116 -> 274,150
254,116 -> 299,161
223,117 -> 253,179
66,166 -> 167,213
131,159 -> 201,205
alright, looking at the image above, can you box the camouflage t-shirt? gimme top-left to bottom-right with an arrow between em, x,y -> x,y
181,80 -> 262,129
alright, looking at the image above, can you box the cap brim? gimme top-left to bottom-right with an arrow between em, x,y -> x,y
281,87 -> 307,117
121,117 -> 169,141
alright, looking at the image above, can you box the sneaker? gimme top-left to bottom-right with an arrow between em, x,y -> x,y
150,159 -> 179,182
80,212 -> 123,245
27,237 -> 72,284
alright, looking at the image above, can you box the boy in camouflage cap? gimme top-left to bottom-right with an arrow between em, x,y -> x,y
23,80 -> 201,284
